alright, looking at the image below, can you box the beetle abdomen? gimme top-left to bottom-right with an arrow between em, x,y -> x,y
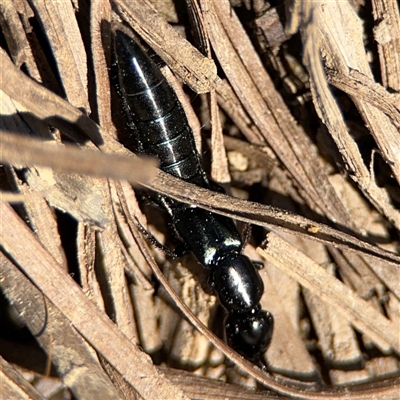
115,30 -> 207,185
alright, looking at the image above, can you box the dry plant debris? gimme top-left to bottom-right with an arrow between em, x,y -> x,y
0,0 -> 399,399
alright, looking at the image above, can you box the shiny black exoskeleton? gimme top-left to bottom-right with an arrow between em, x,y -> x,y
114,30 -> 274,364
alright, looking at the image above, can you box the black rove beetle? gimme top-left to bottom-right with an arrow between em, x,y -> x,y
114,29 -> 274,365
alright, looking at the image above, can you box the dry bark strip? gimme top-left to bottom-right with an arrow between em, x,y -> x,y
0,47 -> 102,146
326,69 -> 400,129
0,130 -> 156,185
0,356 -> 44,400
28,0 -> 89,110
299,1 -> 400,229
0,254 -> 122,400
371,0 -> 400,91
112,0 -> 219,94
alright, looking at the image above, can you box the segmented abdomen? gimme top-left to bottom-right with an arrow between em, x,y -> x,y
115,30 -> 208,188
